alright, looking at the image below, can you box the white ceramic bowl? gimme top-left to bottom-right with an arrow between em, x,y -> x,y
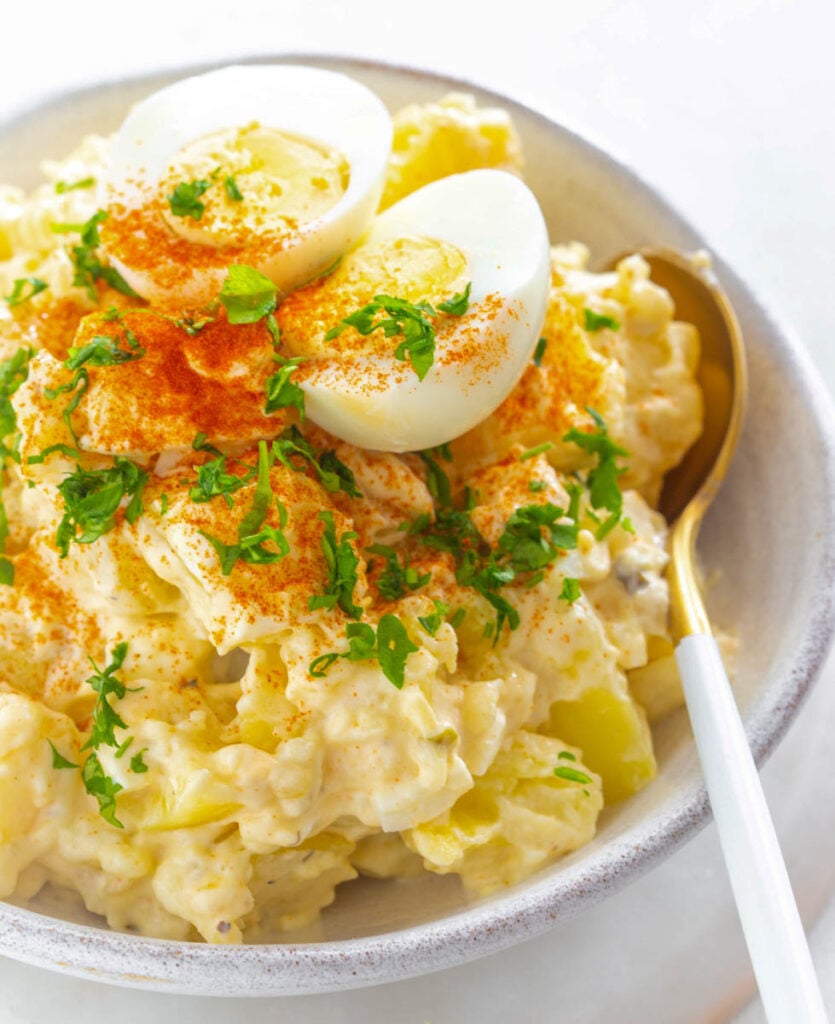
1,56 -> 834,997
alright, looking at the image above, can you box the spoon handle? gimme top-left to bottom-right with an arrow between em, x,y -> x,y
676,634 -> 829,1023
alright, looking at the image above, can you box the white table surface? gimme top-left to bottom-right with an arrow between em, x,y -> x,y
1,1 -> 834,1020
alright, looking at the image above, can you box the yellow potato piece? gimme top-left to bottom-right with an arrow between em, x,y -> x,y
546,686 -> 656,803
140,769 -> 241,831
380,93 -> 522,210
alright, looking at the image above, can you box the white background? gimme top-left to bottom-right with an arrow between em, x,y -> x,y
0,1 -> 834,1020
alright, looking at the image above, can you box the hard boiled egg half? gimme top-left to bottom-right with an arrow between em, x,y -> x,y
277,169 -> 551,452
102,64 -> 392,306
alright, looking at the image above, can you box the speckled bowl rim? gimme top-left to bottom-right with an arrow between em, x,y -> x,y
1,53 -> 835,997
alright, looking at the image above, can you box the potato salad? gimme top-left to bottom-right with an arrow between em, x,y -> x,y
0,66 -> 702,943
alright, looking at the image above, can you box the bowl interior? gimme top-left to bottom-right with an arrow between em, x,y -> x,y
1,56 -> 834,992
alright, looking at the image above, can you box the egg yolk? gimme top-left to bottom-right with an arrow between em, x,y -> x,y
159,123 -> 350,248
278,234 -> 469,359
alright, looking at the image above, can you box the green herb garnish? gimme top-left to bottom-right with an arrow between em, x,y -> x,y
497,503 -> 578,574
309,614 -> 418,689
533,336 -> 548,367
55,457 -> 148,558
418,599 -> 449,637
554,765 -> 593,784
308,510 -> 362,618
367,543 -> 431,601
219,264 -> 277,324
272,426 -> 360,497
76,642 -> 144,828
82,643 -> 130,751
325,283 -> 471,382
224,175 -> 244,202
52,210 -> 138,302
417,444 -> 453,508
4,277 -> 48,308
583,308 -> 620,333
48,739 -> 78,770
563,408 -> 628,539
167,178 -> 212,221
437,282 -> 472,315
560,577 -> 581,604
200,441 -> 289,575
55,177 -> 95,194
519,441 -> 553,462
219,264 -> 301,415
82,754 -> 124,827
190,455 -> 253,507
0,346 -> 34,584
264,356 -> 306,419
66,331 -> 144,370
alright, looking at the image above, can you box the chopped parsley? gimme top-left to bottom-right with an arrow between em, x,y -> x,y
167,178 -> 212,221
55,176 -> 95,194
376,614 -> 420,689
554,765 -> 593,785
325,283 -> 471,382
220,264 -> 277,325
224,174 -> 244,202
417,443 -> 453,508
497,503 -> 578,573
82,754 -> 124,827
519,441 -> 553,462
129,749 -> 149,774
309,510 -> 362,618
4,277 -> 48,308
456,552 -> 519,636
201,441 -> 290,575
558,750 -> 577,761
168,173 -> 243,219
418,599 -> 448,637
407,488 -> 581,641
51,319 -> 145,448
44,368 -> 88,445
366,543 -> 430,601
77,642 -> 143,828
172,308 -> 219,337
309,614 -> 418,689
48,739 -> 78,770
583,308 -> 620,333
0,347 -> 34,584
449,607 -> 467,628
272,426 -> 361,498
560,577 -> 581,604
52,210 -> 138,302
82,643 -> 131,751
563,408 -> 629,539
533,336 -> 548,367
65,330 -> 144,370
55,457 -> 148,558
218,266 -> 301,416
437,282 -> 472,316
264,356 -> 306,418
528,479 -> 547,493
190,453 -> 254,507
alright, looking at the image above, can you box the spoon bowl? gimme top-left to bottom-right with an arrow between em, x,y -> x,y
633,248 -> 747,633
617,247 -> 827,1022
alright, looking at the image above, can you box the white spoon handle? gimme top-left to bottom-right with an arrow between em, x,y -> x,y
676,634 -> 828,1023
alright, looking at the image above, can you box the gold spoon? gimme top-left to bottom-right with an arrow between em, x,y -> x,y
617,247 -> 827,1023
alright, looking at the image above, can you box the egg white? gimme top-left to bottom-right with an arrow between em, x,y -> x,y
105,64 -> 393,305
298,169 -> 551,452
